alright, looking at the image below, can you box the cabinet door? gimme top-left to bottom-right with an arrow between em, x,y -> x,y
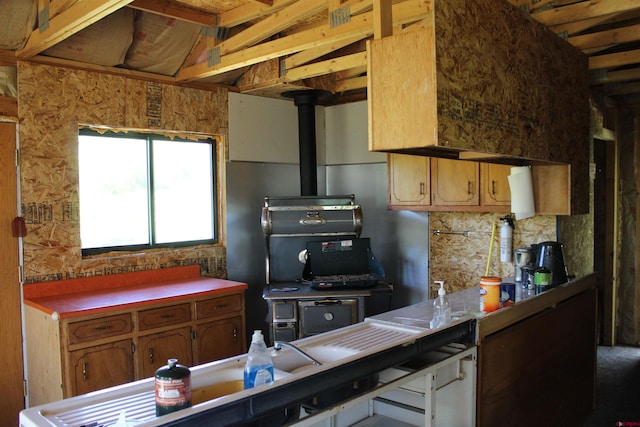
68,339 -> 134,397
481,163 -> 511,206
388,154 -> 430,207
138,326 -> 193,378
431,158 -> 479,205
196,316 -> 244,364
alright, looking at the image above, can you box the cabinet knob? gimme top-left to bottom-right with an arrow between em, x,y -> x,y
82,363 -> 87,382
232,328 -> 238,342
149,348 -> 154,365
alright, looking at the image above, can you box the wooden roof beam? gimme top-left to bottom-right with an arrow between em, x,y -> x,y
216,0 -> 328,55
569,23 -> 640,51
589,48 -> 640,70
17,0 -> 133,58
128,0 -> 219,27
219,0 -> 298,28
550,13 -> 620,37
283,34 -> 367,69
249,0 -> 274,6
0,50 -> 17,66
591,66 -> 640,84
283,51 -> 367,81
532,0 -> 640,27
177,0 -> 429,81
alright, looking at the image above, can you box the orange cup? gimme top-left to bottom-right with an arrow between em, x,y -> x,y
480,276 -> 502,312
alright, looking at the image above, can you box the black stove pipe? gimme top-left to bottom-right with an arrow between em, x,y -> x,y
283,90 -> 330,197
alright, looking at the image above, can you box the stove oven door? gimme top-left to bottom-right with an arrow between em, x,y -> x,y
298,298 -> 358,338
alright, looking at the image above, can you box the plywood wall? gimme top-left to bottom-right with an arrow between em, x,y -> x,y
429,212 -> 557,294
17,62 -> 229,284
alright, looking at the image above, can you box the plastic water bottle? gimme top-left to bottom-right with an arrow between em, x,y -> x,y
429,281 -> 451,329
244,330 -> 274,389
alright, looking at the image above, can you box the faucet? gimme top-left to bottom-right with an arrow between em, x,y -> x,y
272,341 -> 322,367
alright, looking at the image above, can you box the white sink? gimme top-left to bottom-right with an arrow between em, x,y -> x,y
20,320 -> 428,427
271,344 -> 360,373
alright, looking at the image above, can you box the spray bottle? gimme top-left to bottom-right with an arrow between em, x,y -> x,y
430,281 -> 451,329
499,216 -> 514,263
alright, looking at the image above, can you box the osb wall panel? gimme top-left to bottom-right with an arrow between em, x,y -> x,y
17,62 -> 229,284
430,212 -> 556,295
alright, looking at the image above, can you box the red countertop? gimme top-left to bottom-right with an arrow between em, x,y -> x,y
23,265 -> 248,319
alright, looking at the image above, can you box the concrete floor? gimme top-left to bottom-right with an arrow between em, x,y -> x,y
581,345 -> 640,426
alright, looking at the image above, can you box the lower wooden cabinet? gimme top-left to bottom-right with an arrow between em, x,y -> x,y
477,285 -> 596,426
25,290 -> 246,406
196,316 -> 244,363
68,339 -> 135,397
138,326 -> 194,379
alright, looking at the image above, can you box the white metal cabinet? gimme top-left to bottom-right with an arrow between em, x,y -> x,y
290,345 -> 476,427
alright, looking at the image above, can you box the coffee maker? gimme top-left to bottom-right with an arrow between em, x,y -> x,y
536,241 -> 568,286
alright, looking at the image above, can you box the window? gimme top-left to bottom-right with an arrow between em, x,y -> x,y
78,129 -> 217,255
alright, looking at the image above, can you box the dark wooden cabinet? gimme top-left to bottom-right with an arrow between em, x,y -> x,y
138,327 -> 194,378
69,339 -> 135,396
196,316 -> 244,363
477,280 -> 597,427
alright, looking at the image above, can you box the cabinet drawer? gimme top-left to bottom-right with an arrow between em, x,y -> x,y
138,303 -> 191,331
196,294 -> 242,320
67,314 -> 132,345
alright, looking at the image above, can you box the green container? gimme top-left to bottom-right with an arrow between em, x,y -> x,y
155,358 -> 191,416
534,268 -> 552,294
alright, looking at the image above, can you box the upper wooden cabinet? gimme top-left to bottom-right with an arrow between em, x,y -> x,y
368,0 -> 590,214
431,158 -> 479,206
388,155 -> 571,215
480,163 -> 511,206
388,154 -> 430,207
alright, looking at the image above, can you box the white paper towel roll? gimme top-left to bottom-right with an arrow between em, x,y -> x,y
508,166 -> 535,220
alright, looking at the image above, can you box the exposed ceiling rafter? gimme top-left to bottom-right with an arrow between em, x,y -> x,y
17,0 -> 134,58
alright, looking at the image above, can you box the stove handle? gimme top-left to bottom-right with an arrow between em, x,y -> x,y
314,299 -> 342,306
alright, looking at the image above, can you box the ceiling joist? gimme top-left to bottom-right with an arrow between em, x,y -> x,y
17,0 -> 134,58
217,0 -> 328,55
284,51 -> 367,81
532,0 -> 640,27
128,0 -> 220,27
177,0 -> 430,82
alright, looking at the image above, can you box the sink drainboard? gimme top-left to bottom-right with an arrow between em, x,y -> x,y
43,390 -> 156,426
310,321 -> 423,353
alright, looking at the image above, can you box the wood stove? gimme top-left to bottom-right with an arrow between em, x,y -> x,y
261,195 -> 391,343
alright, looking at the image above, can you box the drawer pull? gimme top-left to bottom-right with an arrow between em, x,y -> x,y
93,325 -> 112,332
233,327 -> 238,342
149,348 -> 154,365
215,304 -> 229,310
82,363 -> 87,381
159,314 -> 176,319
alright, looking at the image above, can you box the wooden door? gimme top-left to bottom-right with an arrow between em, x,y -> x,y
388,154 -> 430,207
68,339 -> 134,397
138,327 -> 193,378
481,163 -> 511,206
0,122 -> 24,425
196,316 -> 244,364
431,158 -> 479,205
